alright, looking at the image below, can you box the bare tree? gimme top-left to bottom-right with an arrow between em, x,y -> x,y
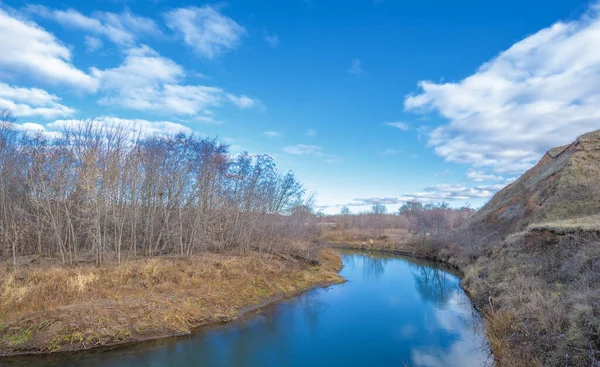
0,115 -> 316,268
371,204 -> 387,214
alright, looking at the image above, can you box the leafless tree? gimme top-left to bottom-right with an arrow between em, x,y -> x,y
0,116 -> 313,268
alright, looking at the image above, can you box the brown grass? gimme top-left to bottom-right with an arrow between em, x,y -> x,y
528,214 -> 600,234
0,249 -> 343,356
483,310 -> 542,367
327,226 -> 600,367
321,227 -> 412,248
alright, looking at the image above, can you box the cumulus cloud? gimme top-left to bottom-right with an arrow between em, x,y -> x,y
0,82 -> 75,119
0,8 -> 97,91
466,169 -> 503,182
164,6 -> 246,59
45,116 -> 192,137
27,5 -> 161,47
346,183 -> 502,207
347,59 -> 363,74
1,6 -> 259,124
405,5 -> 600,173
91,46 -> 257,119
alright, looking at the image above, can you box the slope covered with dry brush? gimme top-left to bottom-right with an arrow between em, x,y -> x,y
457,130 -> 600,366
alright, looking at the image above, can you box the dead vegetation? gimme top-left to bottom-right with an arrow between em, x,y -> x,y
0,248 -> 343,355
321,202 -> 472,254
460,230 -> 600,367
0,114 -> 316,267
528,214 -> 600,235
322,198 -> 600,366
0,111 -> 340,357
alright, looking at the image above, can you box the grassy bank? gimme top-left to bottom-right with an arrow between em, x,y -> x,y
0,249 -> 343,357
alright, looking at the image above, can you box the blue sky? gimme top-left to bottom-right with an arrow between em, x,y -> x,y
1,0 -> 599,214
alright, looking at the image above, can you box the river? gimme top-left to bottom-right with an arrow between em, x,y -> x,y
4,250 -> 491,366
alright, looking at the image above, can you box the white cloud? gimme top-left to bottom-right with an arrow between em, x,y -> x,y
19,122 -> 46,132
264,33 -> 279,47
466,169 -> 503,182
27,5 -> 161,47
385,122 -> 410,131
227,94 -> 257,109
13,122 -> 61,139
0,82 -> 75,119
91,46 -> 257,119
0,8 -> 97,91
47,117 -> 192,137
164,6 -> 246,59
405,4 -> 600,173
347,58 -> 363,74
263,130 -> 281,137
419,183 -> 494,201
283,144 -> 341,163
284,144 -> 321,155
348,183 -> 496,207
84,36 -> 103,52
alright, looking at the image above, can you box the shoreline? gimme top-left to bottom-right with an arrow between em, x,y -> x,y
0,249 -> 344,359
328,242 -> 482,306
2,279 -> 345,360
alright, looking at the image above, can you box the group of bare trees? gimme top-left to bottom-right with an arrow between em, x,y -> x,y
399,201 -> 473,247
326,201 -> 474,247
0,112 -> 312,267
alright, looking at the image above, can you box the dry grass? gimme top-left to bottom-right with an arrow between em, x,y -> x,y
461,231 -> 600,367
0,249 -> 343,356
483,310 -> 542,367
321,227 -> 412,247
528,214 -> 600,234
327,225 -> 600,367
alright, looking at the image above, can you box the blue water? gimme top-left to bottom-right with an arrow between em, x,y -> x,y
3,251 -> 491,367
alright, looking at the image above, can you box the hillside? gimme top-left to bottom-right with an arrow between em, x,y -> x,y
469,129 -> 600,234
459,130 -> 600,366
321,130 -> 600,366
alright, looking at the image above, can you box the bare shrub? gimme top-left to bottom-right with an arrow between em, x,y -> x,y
0,117 -> 315,267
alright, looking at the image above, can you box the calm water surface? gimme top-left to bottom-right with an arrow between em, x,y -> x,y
5,251 -> 491,367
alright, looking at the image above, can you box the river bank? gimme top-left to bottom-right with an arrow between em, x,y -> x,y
3,250 -> 490,367
325,227 -> 600,367
0,249 -> 343,357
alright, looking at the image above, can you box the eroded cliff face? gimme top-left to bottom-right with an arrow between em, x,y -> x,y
469,129 -> 600,233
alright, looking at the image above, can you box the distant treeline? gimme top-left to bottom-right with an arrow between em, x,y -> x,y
323,202 -> 474,249
0,110 -> 313,266
331,202 -> 473,232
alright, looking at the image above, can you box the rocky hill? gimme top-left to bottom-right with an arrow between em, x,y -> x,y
469,129 -> 600,234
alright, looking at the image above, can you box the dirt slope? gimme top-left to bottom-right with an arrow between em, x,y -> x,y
469,129 -> 600,233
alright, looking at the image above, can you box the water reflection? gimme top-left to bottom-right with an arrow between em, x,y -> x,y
4,251 -> 491,367
409,264 -> 458,306
340,252 -> 393,281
